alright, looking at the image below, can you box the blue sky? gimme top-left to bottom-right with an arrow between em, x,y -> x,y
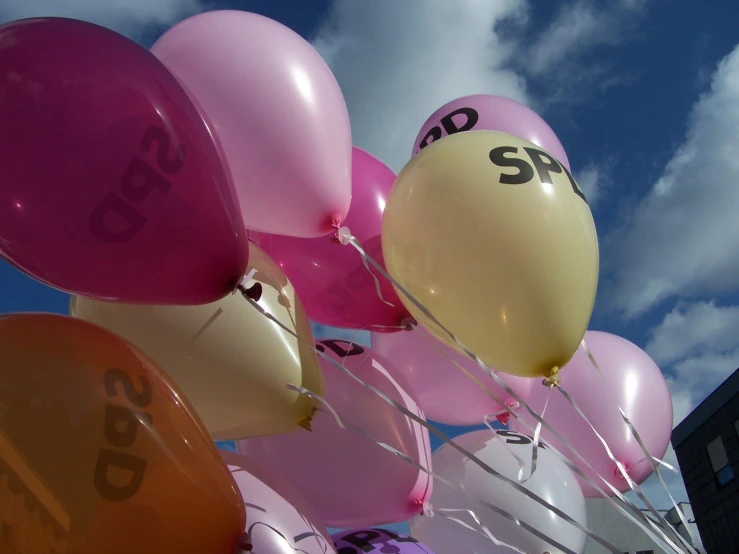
2,0 -> 739,522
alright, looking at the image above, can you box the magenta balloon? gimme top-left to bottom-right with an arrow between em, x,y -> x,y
412,95 -> 570,170
0,17 -> 248,304
371,327 -> 534,426
332,528 -> 436,554
238,339 -> 432,528
509,331 -> 673,497
222,452 -> 336,554
251,148 -> 411,331
151,10 -> 352,239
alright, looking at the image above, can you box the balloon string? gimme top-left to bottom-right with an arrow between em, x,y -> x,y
241,292 -> 621,553
580,339 -> 696,552
285,384 -> 590,554
246,521 -> 330,554
430,509 -> 529,554
555,384 -> 694,554
524,382 -> 553,483
335,226 -> 396,308
334,231 -> 689,553
483,414 -> 527,481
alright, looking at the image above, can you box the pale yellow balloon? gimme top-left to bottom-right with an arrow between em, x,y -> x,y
382,131 -> 599,378
71,243 -> 323,440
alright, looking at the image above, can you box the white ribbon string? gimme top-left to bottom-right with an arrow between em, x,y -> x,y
285,384 -> 595,554
334,232 -> 692,554
580,340 -> 696,553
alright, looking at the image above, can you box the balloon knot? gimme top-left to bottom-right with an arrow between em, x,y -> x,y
496,412 -> 511,425
420,501 -> 434,517
542,366 -> 560,387
400,317 -> 417,331
298,405 -> 318,432
337,226 -> 353,245
237,532 -> 253,553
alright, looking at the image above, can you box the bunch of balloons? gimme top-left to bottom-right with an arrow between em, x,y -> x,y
0,9 -> 676,554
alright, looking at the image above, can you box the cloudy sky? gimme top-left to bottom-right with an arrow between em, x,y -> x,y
2,0 -> 738,538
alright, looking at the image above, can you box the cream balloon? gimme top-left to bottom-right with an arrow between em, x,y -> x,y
381,131 -> 599,378
71,243 -> 322,440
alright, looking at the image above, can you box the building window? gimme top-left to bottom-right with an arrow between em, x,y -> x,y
707,436 -> 734,486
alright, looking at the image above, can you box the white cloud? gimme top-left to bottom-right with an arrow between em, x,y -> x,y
311,0 -> 530,172
526,0 -> 647,76
575,159 -> 615,207
0,0 -> 203,39
646,301 -> 739,367
605,42 -> 739,317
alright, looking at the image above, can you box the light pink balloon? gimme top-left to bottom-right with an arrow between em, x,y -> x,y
371,327 -> 534,426
221,451 -> 336,554
509,331 -> 673,497
412,94 -> 570,170
238,339 -> 432,529
151,10 -> 352,238
251,147 -> 411,331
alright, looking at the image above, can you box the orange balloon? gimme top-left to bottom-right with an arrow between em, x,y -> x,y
0,313 -> 246,554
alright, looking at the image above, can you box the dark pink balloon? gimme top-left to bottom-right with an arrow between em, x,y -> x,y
0,18 -> 248,304
509,331 -> 673,497
412,94 -> 570,170
250,148 -> 410,331
238,339 -> 432,529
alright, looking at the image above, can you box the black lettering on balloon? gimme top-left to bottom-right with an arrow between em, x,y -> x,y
440,107 -> 479,136
496,430 -> 532,445
488,146 -> 535,185
523,147 -> 563,185
119,157 -> 172,202
93,449 -> 148,501
340,530 -> 382,553
316,339 -> 365,358
95,368 -> 154,502
418,126 -> 442,151
89,125 -> 185,244
103,404 -> 154,448
561,162 -> 588,204
418,107 -> 479,151
377,529 -> 417,544
89,193 -> 147,243
140,125 -> 186,174
104,368 -> 153,408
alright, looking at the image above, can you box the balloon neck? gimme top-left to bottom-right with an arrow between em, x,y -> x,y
297,406 -> 318,432
496,412 -> 511,425
613,463 -> 630,478
237,532 -> 252,553
400,317 -> 417,331
542,366 -> 560,387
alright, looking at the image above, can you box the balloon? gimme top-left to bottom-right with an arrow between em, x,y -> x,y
70,243 -> 323,440
371,327 -> 534,426
251,147 -> 410,331
410,429 -> 587,554
509,331 -> 673,497
0,17 -> 248,304
332,528 -> 435,554
0,313 -> 245,554
382,131 -> 599,378
238,339 -> 432,528
222,451 -> 335,554
412,94 -> 570,170
151,10 -> 352,238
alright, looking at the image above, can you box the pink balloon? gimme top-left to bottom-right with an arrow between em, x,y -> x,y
412,95 -> 570,170
151,11 -> 352,239
509,331 -> 673,497
372,327 -> 534,426
238,339 -> 432,528
221,451 -> 336,554
251,148 -> 411,331
0,18 -> 249,304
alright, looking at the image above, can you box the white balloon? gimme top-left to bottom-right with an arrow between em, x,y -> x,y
409,429 -> 587,554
